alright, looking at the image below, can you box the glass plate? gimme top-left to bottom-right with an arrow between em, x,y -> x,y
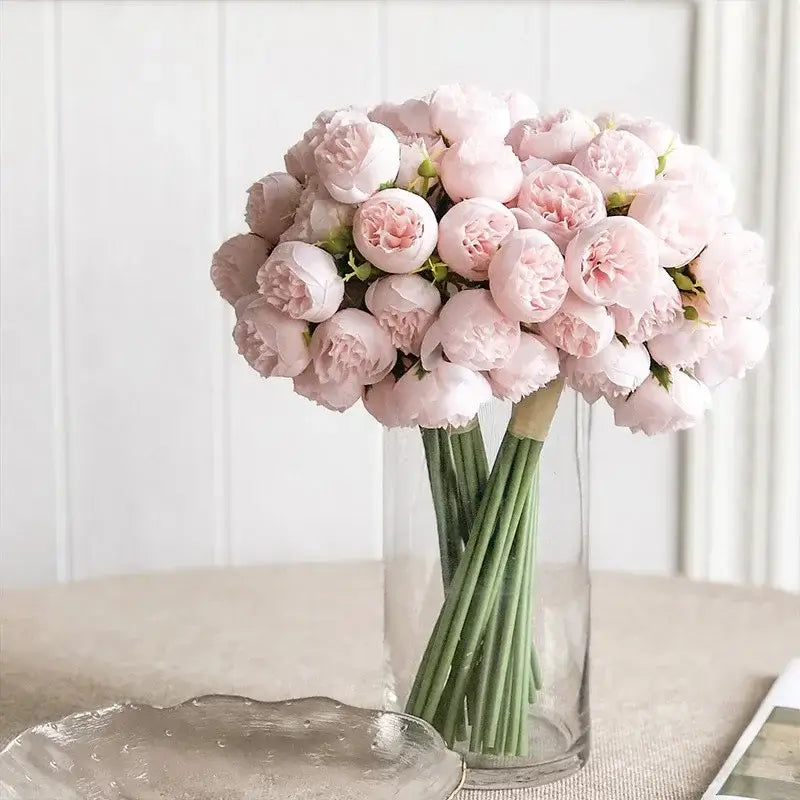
0,695 -> 465,800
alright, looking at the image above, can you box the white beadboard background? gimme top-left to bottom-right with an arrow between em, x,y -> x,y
1,0 -> 796,589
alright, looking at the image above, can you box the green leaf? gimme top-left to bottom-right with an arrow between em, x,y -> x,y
347,250 -> 358,269
650,362 -> 672,391
684,305 -> 699,321
673,272 -> 696,292
353,262 -> 373,281
431,260 -> 449,283
656,153 -> 668,176
378,179 -> 396,191
616,333 -> 629,347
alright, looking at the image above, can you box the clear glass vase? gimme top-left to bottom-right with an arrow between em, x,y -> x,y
382,384 -> 591,790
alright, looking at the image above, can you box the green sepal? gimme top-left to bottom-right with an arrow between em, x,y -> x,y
650,362 -> 672,391
317,226 -> 353,255
378,179 -> 396,191
683,305 -> 699,321
616,333 -> 629,347
606,191 -> 633,210
302,329 -> 312,347
417,158 -> 438,179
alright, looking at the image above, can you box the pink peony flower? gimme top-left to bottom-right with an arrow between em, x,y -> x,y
369,98 -> 436,141
506,108 -> 599,164
565,338 -> 650,403
538,291 -> 615,358
439,137 -> 522,203
661,144 -> 734,216
612,371 -> 711,435
257,241 -> 344,323
488,333 -> 560,403
611,268 -> 683,344
245,173 -> 303,244
293,364 -> 362,413
437,198 -> 518,281
647,318 -> 723,369
690,228 -> 773,321
488,229 -> 568,323
394,360 -> 492,429
395,135 -> 446,194
571,130 -> 658,197
363,374 -> 412,428
514,163 -> 606,251
233,294 -> 310,378
314,121 -> 400,204
310,308 -> 396,386
618,117 -> 679,157
279,177 -> 355,245
429,83 -> 511,142
437,288 -> 520,371
627,180 -> 718,267
500,90 -> 539,125
364,274 -> 441,355
563,217 -> 660,308
694,318 -> 769,387
352,188 -> 438,273
211,233 -> 270,305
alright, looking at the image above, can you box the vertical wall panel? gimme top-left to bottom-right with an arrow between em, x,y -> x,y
58,1 -> 220,578
0,2 -> 60,586
549,0 -> 696,574
224,1 -> 384,565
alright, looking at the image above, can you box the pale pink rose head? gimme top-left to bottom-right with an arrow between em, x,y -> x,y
538,291 -> 615,358
565,338 -> 650,403
233,295 -> 310,378
369,98 -> 435,140
293,364 -> 362,413
694,318 -> 769,387
661,144 -> 734,216
618,117 -> 679,157
488,333 -> 560,403
437,198 -> 518,281
439,137 -> 523,203
611,268 -> 683,344
647,318 -> 723,369
612,371 -> 711,435
627,180 -> 718,267
314,121 -> 400,204
429,83 -> 511,142
279,177 -> 355,245
394,361 -> 492,429
571,130 -> 658,197
506,109 -> 599,164
395,135 -> 446,194
352,188 -> 438,274
211,233 -> 270,305
563,216 -> 660,308
310,308 -> 396,386
257,241 -> 344,323
364,274 -> 442,355
363,374 -> 413,428
438,288 -> 520,371
690,228 -> 773,320
488,229 -> 568,323
514,163 -> 606,251
500,90 -> 539,125
245,173 -> 303,244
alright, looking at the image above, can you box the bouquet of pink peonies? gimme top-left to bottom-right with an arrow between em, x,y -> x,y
210,84 -> 772,760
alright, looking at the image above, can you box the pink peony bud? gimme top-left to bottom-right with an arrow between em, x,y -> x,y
352,188 -> 438,274
612,371 -> 711,435
500,90 -> 539,125
538,291 -> 615,358
293,364 -> 362,413
314,121 -> 400,204
310,308 -> 396,386
439,137 -> 523,203
211,233 -> 270,306
437,289 -> 520,371
488,229 -> 568,323
488,333 -> 560,403
257,241 -> 344,323
563,217 -> 660,309
572,130 -> 658,197
506,108 -> 599,164
437,198 -> 518,282
245,173 -> 303,245
627,180 -> 718,267
611,268 -> 683,344
364,274 -> 441,355
430,83 -> 511,142
279,177 -> 355,245
369,98 -> 436,141
363,374 -> 413,428
647,319 -> 723,370
514,163 -> 606,251
233,294 -> 310,378
694,318 -> 769,387
661,144 -> 734,216
565,338 -> 650,403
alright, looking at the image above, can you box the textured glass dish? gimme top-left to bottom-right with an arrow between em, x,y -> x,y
0,695 -> 464,800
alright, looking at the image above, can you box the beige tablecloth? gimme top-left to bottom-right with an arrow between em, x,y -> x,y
2,565 -> 799,798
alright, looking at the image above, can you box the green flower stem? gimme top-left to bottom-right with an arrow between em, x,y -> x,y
468,595 -> 502,751
442,429 -> 472,541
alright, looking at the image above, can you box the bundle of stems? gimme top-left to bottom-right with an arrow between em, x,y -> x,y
409,380 -> 563,757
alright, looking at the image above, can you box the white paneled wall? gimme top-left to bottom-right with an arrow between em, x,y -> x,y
0,0 -> 784,588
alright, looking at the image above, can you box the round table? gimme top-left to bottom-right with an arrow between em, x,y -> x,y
2,565 -> 798,799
